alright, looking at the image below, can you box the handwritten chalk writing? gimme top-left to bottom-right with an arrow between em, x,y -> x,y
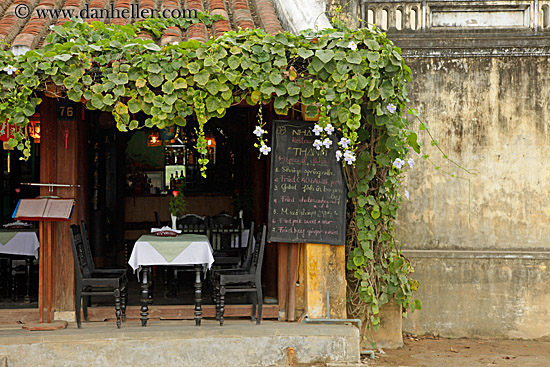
268,121 -> 346,245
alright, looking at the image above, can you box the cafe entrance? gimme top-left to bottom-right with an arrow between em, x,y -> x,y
84,105 -> 278,314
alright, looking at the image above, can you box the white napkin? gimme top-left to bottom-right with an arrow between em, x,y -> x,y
151,226 -> 181,234
3,220 -> 31,228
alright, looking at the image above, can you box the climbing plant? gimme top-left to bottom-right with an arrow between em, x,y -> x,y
0,14 -> 422,332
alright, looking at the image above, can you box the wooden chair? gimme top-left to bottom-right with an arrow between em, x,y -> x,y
213,224 -> 267,325
80,221 -> 128,315
69,224 -> 127,328
209,214 -> 243,266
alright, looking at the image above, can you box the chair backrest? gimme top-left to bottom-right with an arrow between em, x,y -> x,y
250,224 -> 267,280
209,214 -> 242,252
241,221 -> 255,271
80,220 -> 96,273
154,211 -> 161,228
69,224 -> 92,281
177,214 -> 207,235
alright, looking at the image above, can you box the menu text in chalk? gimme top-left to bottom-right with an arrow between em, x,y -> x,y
268,120 -> 346,245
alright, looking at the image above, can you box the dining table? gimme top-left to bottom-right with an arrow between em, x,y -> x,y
0,229 -> 39,302
128,233 -> 215,327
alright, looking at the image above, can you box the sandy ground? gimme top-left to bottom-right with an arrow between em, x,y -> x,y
362,335 -> 550,367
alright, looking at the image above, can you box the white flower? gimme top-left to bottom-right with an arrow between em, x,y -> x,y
322,138 -> 332,148
335,150 -> 342,161
253,126 -> 265,137
324,123 -> 334,135
69,38 -> 76,43
339,137 -> 351,149
3,65 -> 17,75
259,145 -> 271,155
393,158 -> 405,169
407,158 -> 414,168
313,124 -> 323,136
313,139 -> 322,150
405,190 -> 410,199
387,103 -> 397,114
343,150 -> 356,165
348,41 -> 357,51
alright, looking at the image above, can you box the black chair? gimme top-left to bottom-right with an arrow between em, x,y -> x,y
168,214 -> 208,296
213,224 -> 267,326
176,214 -> 207,234
69,224 -> 127,328
154,211 -> 162,228
209,214 -> 243,266
81,221 -> 127,279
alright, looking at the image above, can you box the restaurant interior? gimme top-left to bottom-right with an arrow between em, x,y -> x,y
0,105 -> 277,313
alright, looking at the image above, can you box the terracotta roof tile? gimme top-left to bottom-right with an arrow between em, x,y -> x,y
2,0 -> 283,50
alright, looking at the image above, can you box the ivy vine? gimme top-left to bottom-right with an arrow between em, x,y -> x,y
0,14 -> 422,333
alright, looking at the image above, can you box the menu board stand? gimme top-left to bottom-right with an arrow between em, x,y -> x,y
14,194 -> 75,331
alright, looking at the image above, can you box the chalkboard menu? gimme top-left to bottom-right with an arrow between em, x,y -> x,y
268,120 -> 346,246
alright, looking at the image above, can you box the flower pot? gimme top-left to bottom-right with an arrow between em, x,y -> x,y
171,214 -> 177,230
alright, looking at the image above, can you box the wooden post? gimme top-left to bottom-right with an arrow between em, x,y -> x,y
304,243 -> 347,319
277,243 -> 289,320
287,243 -> 298,321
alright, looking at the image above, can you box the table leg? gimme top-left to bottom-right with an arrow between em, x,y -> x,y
194,265 -> 202,326
24,257 -> 32,303
140,266 -> 150,327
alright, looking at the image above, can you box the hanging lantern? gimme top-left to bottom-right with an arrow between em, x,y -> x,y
205,131 -> 216,148
147,131 -> 161,147
28,114 -> 41,143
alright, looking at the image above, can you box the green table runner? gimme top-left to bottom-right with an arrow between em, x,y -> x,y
140,234 -> 208,262
0,232 -> 17,245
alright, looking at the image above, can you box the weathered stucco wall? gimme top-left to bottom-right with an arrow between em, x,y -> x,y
394,54 -> 550,338
398,56 -> 550,251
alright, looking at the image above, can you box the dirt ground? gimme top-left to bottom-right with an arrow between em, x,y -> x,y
362,335 -> 550,367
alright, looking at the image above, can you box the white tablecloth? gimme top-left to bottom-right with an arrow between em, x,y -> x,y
128,234 -> 214,271
0,232 -> 39,258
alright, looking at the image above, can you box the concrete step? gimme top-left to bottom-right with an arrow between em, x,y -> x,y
0,320 -> 360,367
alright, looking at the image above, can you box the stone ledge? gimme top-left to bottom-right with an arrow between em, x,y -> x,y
0,320 -> 360,367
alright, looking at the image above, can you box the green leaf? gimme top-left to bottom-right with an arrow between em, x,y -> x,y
298,48 -> 314,59
162,80 -> 175,94
346,53 -> 361,64
269,72 -> 283,85
103,94 -> 115,106
194,70 -> 210,86
286,82 -> 300,96
149,73 -> 163,88
367,51 -> 380,62
301,80 -> 314,98
310,57 -> 324,73
250,90 -> 261,104
227,55 -> 241,70
205,80 -> 221,95
114,73 -> 128,85
91,94 -> 104,109
143,43 -> 161,51
148,64 -> 162,73
380,80 -> 394,100
205,96 -> 221,112
129,119 -> 139,130
63,76 -> 78,89
315,50 -> 335,63
128,98 -> 142,113
66,89 -> 82,102
371,205 -> 380,219
174,77 -> 187,89
366,39 -> 380,50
